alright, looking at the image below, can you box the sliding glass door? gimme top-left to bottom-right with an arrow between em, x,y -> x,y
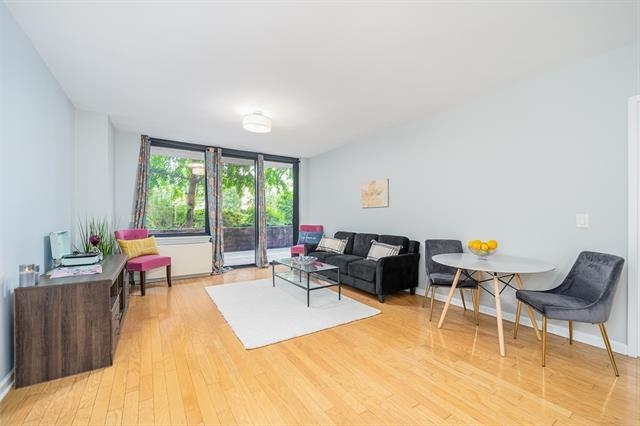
222,157 -> 296,266
221,157 -> 256,266
264,161 -> 295,261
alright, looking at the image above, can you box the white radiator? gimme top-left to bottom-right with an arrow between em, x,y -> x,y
145,241 -> 212,280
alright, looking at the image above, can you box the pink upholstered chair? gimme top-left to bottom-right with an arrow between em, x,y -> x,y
291,225 -> 324,256
114,229 -> 171,296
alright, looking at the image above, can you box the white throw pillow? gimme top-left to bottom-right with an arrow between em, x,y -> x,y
367,240 -> 401,261
316,236 -> 348,254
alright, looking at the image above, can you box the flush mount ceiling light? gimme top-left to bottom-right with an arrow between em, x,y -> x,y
243,111 -> 272,133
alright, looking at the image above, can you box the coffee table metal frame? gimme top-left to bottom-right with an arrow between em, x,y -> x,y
271,258 -> 341,307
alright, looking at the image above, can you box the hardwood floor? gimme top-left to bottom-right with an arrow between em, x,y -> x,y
1,267 -> 638,425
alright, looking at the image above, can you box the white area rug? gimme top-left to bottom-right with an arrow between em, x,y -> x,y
205,278 -> 381,349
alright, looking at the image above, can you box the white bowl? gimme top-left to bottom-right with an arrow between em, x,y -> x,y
469,247 -> 496,259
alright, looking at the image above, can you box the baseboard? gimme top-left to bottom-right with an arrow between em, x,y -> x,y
0,369 -> 14,402
413,287 -> 628,356
134,272 -> 211,284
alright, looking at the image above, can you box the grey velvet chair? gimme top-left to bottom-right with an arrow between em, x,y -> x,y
515,251 -> 624,376
424,240 -> 479,322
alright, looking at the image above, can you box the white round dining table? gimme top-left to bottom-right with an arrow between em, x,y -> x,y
432,253 -> 555,356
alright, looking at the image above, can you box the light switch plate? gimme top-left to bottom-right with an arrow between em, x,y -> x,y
576,213 -> 589,228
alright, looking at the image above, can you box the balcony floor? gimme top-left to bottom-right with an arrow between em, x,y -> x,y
225,246 -> 292,267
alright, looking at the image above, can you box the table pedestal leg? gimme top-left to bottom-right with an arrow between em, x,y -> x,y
514,273 -> 541,341
493,273 -> 505,357
437,269 -> 462,328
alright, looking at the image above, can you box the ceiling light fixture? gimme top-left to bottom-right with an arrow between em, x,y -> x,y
243,111 -> 272,133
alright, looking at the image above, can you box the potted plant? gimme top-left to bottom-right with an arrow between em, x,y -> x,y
77,217 -> 117,255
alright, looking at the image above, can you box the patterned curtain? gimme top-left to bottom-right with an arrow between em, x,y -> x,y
206,148 -> 225,274
256,155 -> 268,267
132,135 -> 151,228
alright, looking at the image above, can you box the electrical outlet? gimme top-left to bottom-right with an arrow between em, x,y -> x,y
576,213 -> 589,228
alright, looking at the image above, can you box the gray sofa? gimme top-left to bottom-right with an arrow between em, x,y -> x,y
305,231 -> 420,302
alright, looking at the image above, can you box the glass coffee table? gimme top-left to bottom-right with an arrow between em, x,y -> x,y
271,258 -> 341,307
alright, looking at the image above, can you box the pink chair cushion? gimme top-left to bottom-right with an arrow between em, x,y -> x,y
115,229 -> 149,240
127,254 -> 171,272
291,244 -> 305,255
300,225 -> 323,232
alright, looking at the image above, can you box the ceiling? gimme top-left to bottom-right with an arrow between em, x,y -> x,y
6,1 -> 638,158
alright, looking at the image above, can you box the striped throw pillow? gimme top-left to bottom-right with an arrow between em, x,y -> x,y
316,236 -> 348,254
367,240 -> 401,261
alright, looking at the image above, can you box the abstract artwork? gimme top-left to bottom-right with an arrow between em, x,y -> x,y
360,179 -> 389,208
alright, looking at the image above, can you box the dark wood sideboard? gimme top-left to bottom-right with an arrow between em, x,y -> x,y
14,254 -> 129,388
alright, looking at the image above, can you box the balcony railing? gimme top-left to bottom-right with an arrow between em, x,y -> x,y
223,225 -> 293,252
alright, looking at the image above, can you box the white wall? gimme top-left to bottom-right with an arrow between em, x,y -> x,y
73,109 -> 114,227
114,129 -> 139,228
299,157 -> 311,224
0,2 -> 74,386
306,44 -> 638,351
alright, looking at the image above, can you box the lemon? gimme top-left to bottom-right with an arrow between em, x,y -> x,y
487,240 -> 498,250
481,243 -> 489,251
471,241 -> 482,250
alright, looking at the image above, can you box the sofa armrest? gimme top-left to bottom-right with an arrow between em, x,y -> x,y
375,253 -> 420,296
303,243 -> 319,255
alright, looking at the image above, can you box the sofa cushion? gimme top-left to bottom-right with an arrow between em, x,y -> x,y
307,251 -> 339,262
348,259 -> 377,282
367,241 -> 401,261
324,255 -> 363,274
378,235 -> 410,254
316,236 -> 348,254
334,231 -> 356,254
352,233 -> 379,257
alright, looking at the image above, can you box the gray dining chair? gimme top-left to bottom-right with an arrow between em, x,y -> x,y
424,240 -> 479,322
515,251 -> 624,376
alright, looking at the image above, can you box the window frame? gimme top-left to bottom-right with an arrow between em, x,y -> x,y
147,139 -> 209,237
147,137 -> 300,243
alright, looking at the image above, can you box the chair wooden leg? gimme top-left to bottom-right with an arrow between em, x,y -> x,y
598,323 -> 619,377
514,273 -> 541,341
514,301 -> 522,339
166,265 -> 172,287
423,284 -> 431,308
542,316 -> 547,367
429,286 -> 436,321
459,289 -> 467,312
140,271 -> 146,297
568,320 -> 573,344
